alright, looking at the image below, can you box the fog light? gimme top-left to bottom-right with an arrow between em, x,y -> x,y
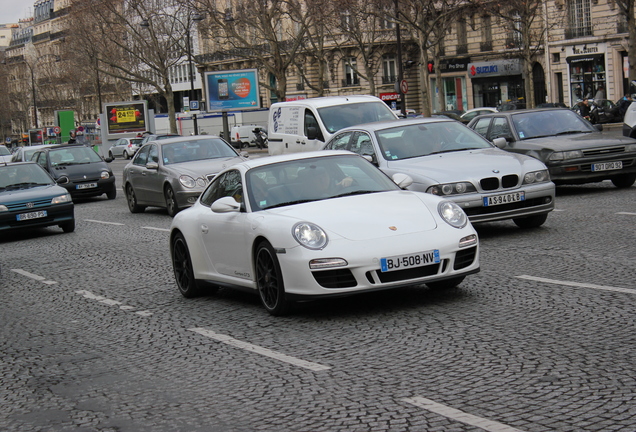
309,258 -> 348,269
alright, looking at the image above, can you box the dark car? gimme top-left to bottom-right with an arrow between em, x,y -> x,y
0,162 -> 75,233
30,144 -> 117,200
468,108 -> 636,188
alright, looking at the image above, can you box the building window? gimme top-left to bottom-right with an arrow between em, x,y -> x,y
382,55 -> 396,84
343,57 -> 359,86
566,0 -> 592,38
481,15 -> 492,51
506,12 -> 523,48
456,18 -> 467,54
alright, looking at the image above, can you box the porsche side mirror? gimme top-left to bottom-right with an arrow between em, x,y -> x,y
211,196 -> 241,213
392,173 -> 413,189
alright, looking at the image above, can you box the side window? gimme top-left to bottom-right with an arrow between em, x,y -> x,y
200,170 -> 243,207
327,132 -> 353,150
472,118 -> 492,138
304,109 -> 324,142
490,117 -> 511,139
133,146 -> 149,166
148,144 -> 159,163
35,152 -> 47,169
350,132 -> 375,156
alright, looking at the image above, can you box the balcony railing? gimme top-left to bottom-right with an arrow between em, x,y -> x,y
341,78 -> 360,87
617,22 -> 628,34
565,26 -> 593,39
382,75 -> 397,84
296,83 -> 305,91
456,44 -> 468,54
505,37 -> 522,49
480,41 -> 493,52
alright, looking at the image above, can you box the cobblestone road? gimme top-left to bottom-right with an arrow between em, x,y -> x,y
1,153 -> 635,432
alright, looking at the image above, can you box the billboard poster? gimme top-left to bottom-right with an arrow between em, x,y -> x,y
104,101 -> 148,135
205,69 -> 261,112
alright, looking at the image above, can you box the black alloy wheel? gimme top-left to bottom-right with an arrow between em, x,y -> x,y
171,233 -> 202,298
255,241 -> 290,316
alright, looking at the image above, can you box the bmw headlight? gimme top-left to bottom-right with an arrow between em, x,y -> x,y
100,171 -> 110,179
51,193 -> 71,204
179,175 -> 196,188
523,169 -> 550,184
549,150 -> 583,161
438,200 -> 468,228
427,181 -> 476,196
292,222 -> 328,250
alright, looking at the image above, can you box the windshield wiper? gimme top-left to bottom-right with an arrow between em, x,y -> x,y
331,190 -> 379,198
429,147 -> 476,155
555,130 -> 588,136
263,199 -> 316,209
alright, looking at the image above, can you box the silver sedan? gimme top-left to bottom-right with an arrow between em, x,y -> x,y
323,118 -> 556,228
123,136 -> 246,216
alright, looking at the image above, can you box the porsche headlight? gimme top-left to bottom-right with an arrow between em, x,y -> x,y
427,181 -> 476,196
523,169 -> 550,184
51,193 -> 71,204
179,175 -> 196,188
292,222 -> 328,250
438,200 -> 468,228
100,171 -> 110,179
549,150 -> 583,161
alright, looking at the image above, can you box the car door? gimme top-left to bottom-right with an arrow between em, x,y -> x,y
112,139 -> 124,157
140,144 -> 164,205
197,170 -> 251,280
127,145 -> 151,204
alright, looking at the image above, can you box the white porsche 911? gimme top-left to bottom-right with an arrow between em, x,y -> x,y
169,151 -> 480,315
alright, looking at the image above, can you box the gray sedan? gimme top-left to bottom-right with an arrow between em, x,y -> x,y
123,136 -> 246,216
323,118 -> 555,228
468,108 -> 636,188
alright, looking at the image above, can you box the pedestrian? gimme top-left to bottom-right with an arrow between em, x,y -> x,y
578,99 -> 591,121
68,130 -> 77,144
617,93 -> 632,118
594,85 -> 605,100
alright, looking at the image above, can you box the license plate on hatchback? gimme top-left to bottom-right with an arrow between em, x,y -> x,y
483,191 -> 525,207
77,183 -> 98,190
17,210 -> 47,221
380,250 -> 440,273
591,161 -> 622,172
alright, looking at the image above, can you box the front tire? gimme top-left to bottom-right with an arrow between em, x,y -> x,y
513,213 -> 548,228
611,173 -> 636,188
255,241 -> 290,316
426,276 -> 465,290
171,233 -> 202,298
126,184 -> 145,213
165,185 -> 180,217
60,219 -> 75,233
106,187 -> 117,200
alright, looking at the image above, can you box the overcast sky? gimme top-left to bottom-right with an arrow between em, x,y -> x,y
0,1 -> 31,24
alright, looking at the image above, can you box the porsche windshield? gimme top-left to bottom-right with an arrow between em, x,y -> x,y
511,110 -> 596,139
377,121 -> 493,161
247,154 -> 399,211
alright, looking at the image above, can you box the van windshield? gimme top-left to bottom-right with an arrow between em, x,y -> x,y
318,102 -> 396,134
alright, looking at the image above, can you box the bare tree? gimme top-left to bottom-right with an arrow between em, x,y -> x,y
195,0 -> 309,101
69,0 -> 199,133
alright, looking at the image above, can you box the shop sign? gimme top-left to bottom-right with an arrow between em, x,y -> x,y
468,59 -> 521,78
379,92 -> 400,101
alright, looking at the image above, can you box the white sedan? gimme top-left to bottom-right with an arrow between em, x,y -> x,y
170,151 -> 480,315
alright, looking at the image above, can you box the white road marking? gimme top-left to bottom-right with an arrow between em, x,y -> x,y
403,397 -> 526,432
11,269 -> 57,285
84,219 -> 125,226
617,212 -> 636,216
552,208 -> 565,212
75,290 -> 153,316
517,275 -> 636,295
189,327 -> 331,372
142,226 -> 170,232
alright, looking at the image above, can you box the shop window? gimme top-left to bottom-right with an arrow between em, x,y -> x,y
569,55 -> 605,102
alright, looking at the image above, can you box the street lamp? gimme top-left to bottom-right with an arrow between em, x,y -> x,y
25,54 -> 61,129
140,11 -> 204,135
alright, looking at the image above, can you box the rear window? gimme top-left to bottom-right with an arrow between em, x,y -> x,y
318,102 -> 397,134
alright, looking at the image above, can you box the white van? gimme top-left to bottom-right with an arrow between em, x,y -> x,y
267,95 -> 398,155
230,124 -> 266,148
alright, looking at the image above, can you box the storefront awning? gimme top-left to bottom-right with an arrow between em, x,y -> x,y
567,54 -> 604,64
